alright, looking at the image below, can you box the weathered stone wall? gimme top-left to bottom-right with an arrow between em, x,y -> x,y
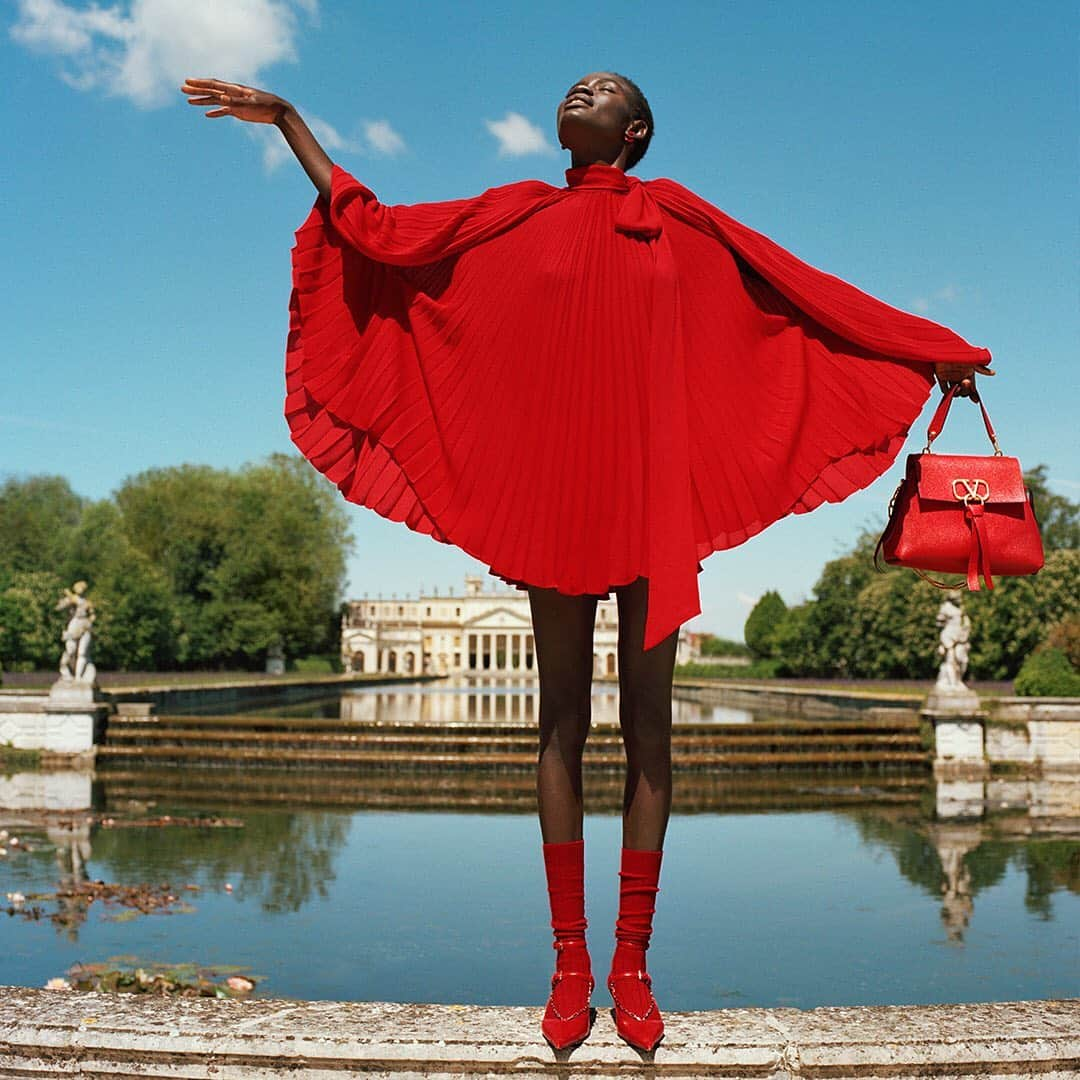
0,988 -> 1076,1079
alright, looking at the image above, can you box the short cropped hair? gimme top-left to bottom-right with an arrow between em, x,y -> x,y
612,72 -> 654,169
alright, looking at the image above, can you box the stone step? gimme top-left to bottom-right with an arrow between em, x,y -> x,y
95,744 -> 929,770
98,768 -> 926,812
108,713 -> 921,735
103,727 -> 924,752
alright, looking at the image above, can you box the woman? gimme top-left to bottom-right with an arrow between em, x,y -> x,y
182,71 -> 991,1054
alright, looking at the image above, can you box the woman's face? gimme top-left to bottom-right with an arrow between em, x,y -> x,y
556,72 -> 645,161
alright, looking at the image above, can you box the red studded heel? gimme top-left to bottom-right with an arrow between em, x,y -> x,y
607,969 -> 664,1052
608,847 -> 665,1053
540,840 -> 595,1051
542,939 -> 596,1050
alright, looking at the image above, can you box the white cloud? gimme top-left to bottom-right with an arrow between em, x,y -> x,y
484,111 -> 554,157
250,115 -> 404,173
11,0 -> 314,109
363,119 -> 405,157
736,591 -> 758,608
912,283 -> 960,314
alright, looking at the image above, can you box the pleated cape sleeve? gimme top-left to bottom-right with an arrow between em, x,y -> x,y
286,163 -> 991,651
646,178 -> 992,366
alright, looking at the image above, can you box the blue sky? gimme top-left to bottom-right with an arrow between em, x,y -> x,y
3,1 -> 1076,640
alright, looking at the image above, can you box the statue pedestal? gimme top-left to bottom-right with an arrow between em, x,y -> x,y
47,680 -> 101,708
925,687 -> 982,717
925,689 -> 988,781
39,679 -> 107,753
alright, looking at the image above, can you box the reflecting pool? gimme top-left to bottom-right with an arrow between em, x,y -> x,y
2,681 -> 1076,1008
237,678 -> 757,726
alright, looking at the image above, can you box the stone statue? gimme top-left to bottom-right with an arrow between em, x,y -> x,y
56,581 -> 97,686
935,591 -> 971,693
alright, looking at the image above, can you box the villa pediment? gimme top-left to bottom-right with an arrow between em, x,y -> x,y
463,606 -> 532,629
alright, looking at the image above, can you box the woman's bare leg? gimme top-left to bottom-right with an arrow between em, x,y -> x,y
527,585 -> 599,843
613,577 -> 678,850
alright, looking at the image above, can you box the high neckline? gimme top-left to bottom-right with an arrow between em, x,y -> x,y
564,162 -> 631,191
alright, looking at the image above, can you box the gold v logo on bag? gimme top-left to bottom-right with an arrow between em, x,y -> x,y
951,478 -> 989,504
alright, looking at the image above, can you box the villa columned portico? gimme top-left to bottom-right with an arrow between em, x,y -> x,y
341,575 -> 701,678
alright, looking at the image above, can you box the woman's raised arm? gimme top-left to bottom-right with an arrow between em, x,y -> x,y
181,77 -> 332,200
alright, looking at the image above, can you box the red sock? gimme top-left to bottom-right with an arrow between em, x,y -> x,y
608,846 -> 665,1052
611,846 -> 662,973
542,838 -> 591,973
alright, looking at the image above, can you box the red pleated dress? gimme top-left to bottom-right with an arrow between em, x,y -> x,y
286,162 -> 991,650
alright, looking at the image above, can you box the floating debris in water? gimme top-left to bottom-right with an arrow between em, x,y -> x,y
63,961 -> 260,998
88,814 -> 244,830
6,880 -> 198,929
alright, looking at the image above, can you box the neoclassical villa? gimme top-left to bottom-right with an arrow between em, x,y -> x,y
341,575 -> 701,677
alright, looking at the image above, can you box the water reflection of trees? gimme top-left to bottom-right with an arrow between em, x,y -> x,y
961,839 -> 1080,918
851,811 -> 1080,939
89,811 -> 350,914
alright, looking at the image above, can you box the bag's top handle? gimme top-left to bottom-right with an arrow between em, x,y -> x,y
924,383 -> 1003,455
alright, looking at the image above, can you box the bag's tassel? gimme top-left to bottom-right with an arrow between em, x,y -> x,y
965,504 -> 994,591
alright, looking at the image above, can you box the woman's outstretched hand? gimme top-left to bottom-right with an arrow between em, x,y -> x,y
181,77 -> 289,124
933,361 -> 995,399
181,76 -> 333,200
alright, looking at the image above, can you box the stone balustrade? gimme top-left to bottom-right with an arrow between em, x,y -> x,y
930,697 -> 1080,780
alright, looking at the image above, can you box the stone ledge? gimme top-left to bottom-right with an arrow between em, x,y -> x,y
0,988 -> 1076,1078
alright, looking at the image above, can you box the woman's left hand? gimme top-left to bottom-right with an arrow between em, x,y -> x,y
934,361 -> 995,398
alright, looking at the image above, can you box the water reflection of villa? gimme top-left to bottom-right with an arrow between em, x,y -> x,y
340,574 -> 701,677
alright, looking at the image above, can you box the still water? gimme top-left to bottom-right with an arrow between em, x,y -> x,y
235,678 -> 756,726
1,684 -> 1077,1008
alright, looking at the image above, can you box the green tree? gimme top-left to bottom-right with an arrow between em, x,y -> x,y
114,455 -> 352,668
967,548 -> 1080,679
1014,647 -> 1080,696
744,590 -> 788,659
772,602 -> 816,676
792,535 -> 878,677
1045,616 -> 1080,667
1,455 -> 353,671
0,570 -> 67,670
0,476 -> 84,574
698,634 -> 750,658
848,572 -> 940,679
208,455 -> 352,663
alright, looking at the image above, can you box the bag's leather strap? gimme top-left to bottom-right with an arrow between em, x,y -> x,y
965,503 -> 994,591
925,384 -> 1002,454
873,480 -> 903,575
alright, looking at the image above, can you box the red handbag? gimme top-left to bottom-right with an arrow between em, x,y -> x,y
874,384 -> 1044,590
